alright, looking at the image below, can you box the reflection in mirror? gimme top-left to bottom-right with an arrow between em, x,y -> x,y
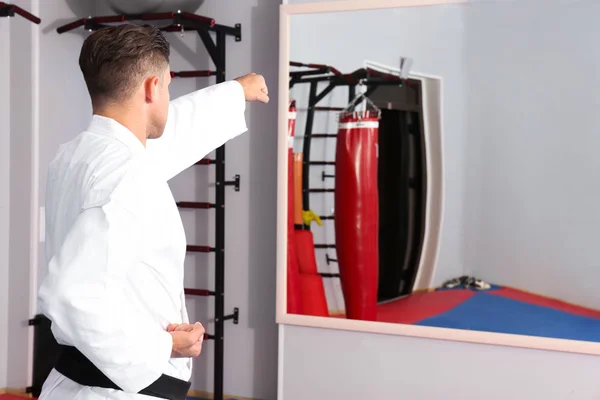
284,1 -> 600,344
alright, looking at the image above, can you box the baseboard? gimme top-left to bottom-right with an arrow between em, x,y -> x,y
1,387 -> 256,399
0,388 -> 31,398
188,389 -> 258,400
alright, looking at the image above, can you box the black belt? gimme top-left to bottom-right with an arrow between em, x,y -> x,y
55,345 -> 190,400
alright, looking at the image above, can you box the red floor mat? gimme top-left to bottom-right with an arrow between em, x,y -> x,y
376,289 -> 476,324
489,287 -> 600,319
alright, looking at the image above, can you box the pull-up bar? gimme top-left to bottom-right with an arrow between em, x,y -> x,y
56,10 -> 241,41
290,61 -> 406,89
171,70 -> 216,78
0,2 -> 41,24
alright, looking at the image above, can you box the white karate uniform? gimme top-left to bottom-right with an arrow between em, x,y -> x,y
37,81 -> 247,400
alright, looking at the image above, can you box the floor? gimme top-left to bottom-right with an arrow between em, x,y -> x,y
374,284 -> 600,342
0,395 -> 237,400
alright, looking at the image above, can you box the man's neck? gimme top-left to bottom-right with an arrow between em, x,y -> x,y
93,104 -> 147,147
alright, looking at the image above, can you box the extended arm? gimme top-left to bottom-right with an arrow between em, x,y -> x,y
146,73 -> 269,182
146,80 -> 247,181
38,200 -> 172,393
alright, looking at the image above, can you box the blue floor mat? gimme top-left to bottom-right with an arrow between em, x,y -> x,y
416,292 -> 600,342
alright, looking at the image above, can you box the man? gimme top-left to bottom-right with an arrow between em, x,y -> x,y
37,24 -> 269,400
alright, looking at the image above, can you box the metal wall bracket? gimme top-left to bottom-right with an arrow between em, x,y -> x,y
234,23 -> 242,42
224,307 -> 239,324
225,174 -> 241,191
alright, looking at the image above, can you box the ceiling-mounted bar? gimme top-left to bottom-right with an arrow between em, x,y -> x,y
0,2 -> 41,24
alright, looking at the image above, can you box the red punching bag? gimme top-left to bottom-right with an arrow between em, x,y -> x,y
334,110 -> 379,321
295,230 -> 329,317
287,101 -> 303,314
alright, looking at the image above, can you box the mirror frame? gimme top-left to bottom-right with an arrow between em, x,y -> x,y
276,0 -> 600,357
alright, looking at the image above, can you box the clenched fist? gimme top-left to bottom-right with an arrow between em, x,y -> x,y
235,73 -> 269,103
168,322 -> 205,358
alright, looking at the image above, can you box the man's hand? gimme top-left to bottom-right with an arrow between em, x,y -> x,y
235,73 -> 269,104
168,322 -> 205,358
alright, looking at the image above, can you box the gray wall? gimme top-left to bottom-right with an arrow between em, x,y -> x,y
289,5 -> 468,290
279,1 -> 600,399
281,324 -> 600,400
6,0 -> 35,390
465,0 -> 600,309
0,10 -> 11,390
36,0 -> 95,291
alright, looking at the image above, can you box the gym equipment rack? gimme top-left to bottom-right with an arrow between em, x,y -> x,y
0,2 -> 41,24
28,11 -> 241,400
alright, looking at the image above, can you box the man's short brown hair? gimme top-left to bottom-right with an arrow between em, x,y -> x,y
79,24 -> 170,106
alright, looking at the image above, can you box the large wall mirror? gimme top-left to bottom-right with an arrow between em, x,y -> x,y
276,0 -> 600,356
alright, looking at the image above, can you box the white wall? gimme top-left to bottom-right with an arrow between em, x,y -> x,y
464,0 -> 600,309
0,9 -> 12,390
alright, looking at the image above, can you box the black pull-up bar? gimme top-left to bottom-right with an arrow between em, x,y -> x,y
0,2 -> 41,24
171,70 -> 216,78
55,10 -> 241,42
290,61 -> 343,76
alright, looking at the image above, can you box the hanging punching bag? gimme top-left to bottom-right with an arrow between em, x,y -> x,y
295,230 -> 330,317
334,110 -> 379,321
287,101 -> 303,314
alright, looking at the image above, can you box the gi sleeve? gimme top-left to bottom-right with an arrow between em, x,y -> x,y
146,80 -> 248,182
38,199 -> 173,393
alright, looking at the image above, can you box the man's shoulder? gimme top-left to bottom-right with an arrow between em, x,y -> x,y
49,131 -> 146,209
52,130 -> 134,164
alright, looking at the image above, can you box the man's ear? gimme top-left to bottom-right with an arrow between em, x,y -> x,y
144,76 -> 160,103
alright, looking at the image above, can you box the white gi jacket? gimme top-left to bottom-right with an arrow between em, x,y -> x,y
37,81 -> 247,400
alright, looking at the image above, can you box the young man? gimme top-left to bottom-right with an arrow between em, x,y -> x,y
37,24 -> 269,400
